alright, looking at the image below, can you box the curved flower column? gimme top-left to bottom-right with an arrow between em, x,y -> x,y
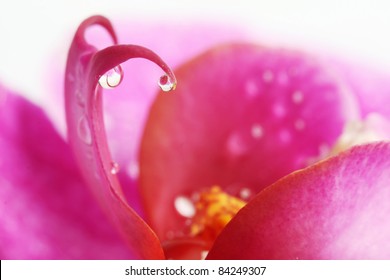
64,16 -> 176,259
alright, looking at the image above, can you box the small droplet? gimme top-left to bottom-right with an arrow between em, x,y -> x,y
110,161 -> 120,175
174,196 -> 195,218
98,65 -> 123,89
158,74 -> 176,92
262,70 -> 274,83
251,124 -> 264,139
292,90 -> 304,104
77,115 -> 92,145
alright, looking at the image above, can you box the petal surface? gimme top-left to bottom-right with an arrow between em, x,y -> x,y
65,16 -> 176,259
0,85 -> 132,259
140,44 -> 360,241
207,142 -> 390,259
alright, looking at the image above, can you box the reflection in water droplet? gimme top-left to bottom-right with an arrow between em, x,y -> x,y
98,65 -> 123,89
77,115 -> 92,145
174,196 -> 195,218
110,161 -> 120,175
158,74 -> 176,92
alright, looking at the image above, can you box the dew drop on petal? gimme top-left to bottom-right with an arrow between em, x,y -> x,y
158,74 -> 176,92
110,161 -> 120,175
98,65 -> 124,89
77,115 -> 92,145
174,196 -> 195,218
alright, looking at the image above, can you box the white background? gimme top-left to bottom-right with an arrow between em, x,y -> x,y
1,0 -> 390,106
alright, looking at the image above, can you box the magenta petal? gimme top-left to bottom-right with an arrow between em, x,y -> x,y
0,85 -> 132,259
140,44 -> 360,240
207,142 -> 390,259
65,16 -> 176,259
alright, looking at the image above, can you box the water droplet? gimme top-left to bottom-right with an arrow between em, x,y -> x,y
262,70 -> 274,83
110,161 -> 120,175
77,115 -> 92,145
158,74 -> 176,92
294,119 -> 306,130
292,90 -> 304,104
98,65 -> 123,89
251,124 -> 263,139
240,188 -> 252,200
174,196 -> 195,218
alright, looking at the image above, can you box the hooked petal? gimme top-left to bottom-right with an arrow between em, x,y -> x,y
65,16 -> 176,259
207,142 -> 390,259
140,44 -> 360,241
0,86 -> 132,259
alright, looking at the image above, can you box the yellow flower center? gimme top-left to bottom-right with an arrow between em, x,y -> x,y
189,186 -> 246,243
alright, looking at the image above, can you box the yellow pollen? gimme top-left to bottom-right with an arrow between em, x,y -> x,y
190,186 -> 246,242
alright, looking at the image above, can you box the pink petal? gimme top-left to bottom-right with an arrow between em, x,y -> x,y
140,44 -> 360,241
0,85 -> 132,259
207,142 -> 390,259
65,16 -> 177,259
330,58 -> 390,119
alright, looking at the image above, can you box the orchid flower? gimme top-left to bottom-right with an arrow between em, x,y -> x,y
1,15 -> 390,260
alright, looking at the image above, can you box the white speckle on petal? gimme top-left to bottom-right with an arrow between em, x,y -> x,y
262,70 -> 274,83
174,196 -> 195,218
251,124 -> 264,139
292,90 -> 304,104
